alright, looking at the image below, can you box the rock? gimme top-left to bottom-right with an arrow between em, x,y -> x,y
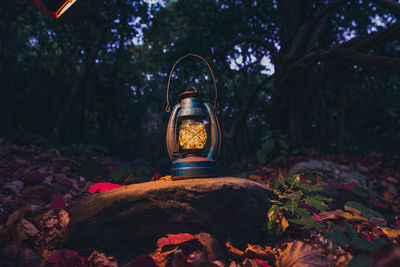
288,160 -> 371,189
64,177 -> 275,253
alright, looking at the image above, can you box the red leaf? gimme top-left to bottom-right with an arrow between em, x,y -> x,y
156,233 -> 195,248
151,173 -> 161,181
312,213 -> 323,222
372,200 -> 388,209
253,259 -> 270,267
343,182 -> 357,191
88,182 -> 125,193
47,249 -> 85,267
50,194 -> 66,209
363,232 -> 372,243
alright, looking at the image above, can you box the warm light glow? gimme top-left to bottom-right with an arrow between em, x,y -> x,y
55,0 -> 77,18
179,121 -> 207,150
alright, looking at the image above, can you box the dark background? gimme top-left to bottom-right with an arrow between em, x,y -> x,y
1,0 -> 399,166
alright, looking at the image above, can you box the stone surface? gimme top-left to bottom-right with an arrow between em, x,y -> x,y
288,160 -> 371,189
64,177 -> 275,253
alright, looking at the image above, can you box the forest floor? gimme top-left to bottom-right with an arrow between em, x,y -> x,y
0,138 -> 399,266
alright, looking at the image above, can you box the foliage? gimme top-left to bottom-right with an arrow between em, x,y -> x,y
267,174 -> 331,233
1,0 -> 399,163
256,130 -> 289,165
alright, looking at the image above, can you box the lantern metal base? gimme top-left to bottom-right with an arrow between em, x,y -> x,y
171,156 -> 218,178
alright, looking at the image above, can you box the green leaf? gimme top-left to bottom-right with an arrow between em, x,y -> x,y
303,195 -> 332,211
273,178 -> 288,194
0,148 -> 4,157
322,229 -> 351,245
288,208 -> 324,230
345,201 -> 384,218
344,220 -> 374,251
301,172 -> 318,182
297,183 -> 324,192
267,205 -> 281,234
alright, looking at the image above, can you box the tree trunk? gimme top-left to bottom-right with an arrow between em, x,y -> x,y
50,0 -> 120,141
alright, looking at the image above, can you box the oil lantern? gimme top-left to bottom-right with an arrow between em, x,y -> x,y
166,54 -> 221,178
32,0 -> 77,18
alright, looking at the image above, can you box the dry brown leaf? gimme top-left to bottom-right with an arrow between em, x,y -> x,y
344,205 -> 362,216
20,218 -> 39,237
35,210 -> 70,251
319,209 -> 368,222
276,240 -> 334,267
87,250 -> 118,267
245,244 -> 276,263
6,210 -> 23,226
383,191 -> 394,203
226,241 -> 246,260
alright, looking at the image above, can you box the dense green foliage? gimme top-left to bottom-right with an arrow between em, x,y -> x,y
0,0 -> 399,163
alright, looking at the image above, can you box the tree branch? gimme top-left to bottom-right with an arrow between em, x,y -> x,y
286,20 -> 400,73
330,49 -> 400,69
286,0 -> 347,59
372,0 -> 400,17
50,0 -> 121,140
228,74 -> 274,140
217,35 -> 279,65
305,15 -> 329,54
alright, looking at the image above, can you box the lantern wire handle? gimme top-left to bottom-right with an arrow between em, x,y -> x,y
166,54 -> 218,112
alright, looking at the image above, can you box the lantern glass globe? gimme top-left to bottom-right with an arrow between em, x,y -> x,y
178,121 -> 207,150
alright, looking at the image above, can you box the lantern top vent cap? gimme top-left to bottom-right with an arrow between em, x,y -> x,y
178,86 -> 203,99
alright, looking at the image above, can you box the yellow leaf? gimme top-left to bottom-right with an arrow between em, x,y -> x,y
160,175 -> 172,181
378,226 -> 400,238
280,214 -> 289,232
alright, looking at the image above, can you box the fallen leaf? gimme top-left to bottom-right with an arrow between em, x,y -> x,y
276,240 -> 334,267
88,250 -> 118,267
4,180 -> 24,195
157,233 -> 195,248
88,182 -> 125,193
6,210 -> 23,226
160,175 -> 172,181
47,249 -> 85,267
378,227 -> 400,239
383,191 -> 394,203
20,218 -> 39,236
151,173 -> 162,181
319,209 -> 368,222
